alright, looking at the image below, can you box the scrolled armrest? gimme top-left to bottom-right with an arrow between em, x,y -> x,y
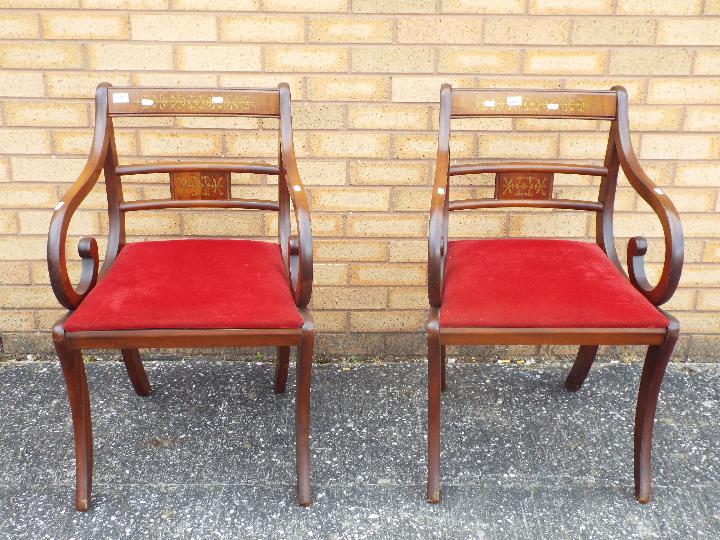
47,84 -> 110,310
47,169 -> 104,310
613,86 -> 684,306
279,83 -> 313,308
428,84 -> 452,308
284,167 -> 313,308
428,159 -> 449,308
47,155 -> 106,310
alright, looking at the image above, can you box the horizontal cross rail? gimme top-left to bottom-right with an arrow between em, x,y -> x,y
116,162 -> 280,176
449,198 -> 603,212
119,198 -> 280,212
448,162 -> 608,177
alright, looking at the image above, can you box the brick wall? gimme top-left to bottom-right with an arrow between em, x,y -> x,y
0,1 -> 718,359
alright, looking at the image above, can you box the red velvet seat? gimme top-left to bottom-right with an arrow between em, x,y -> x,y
65,239 -> 304,332
440,239 -> 668,329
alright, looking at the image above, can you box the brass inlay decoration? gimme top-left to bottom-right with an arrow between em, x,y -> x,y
141,94 -> 257,113
482,96 -> 588,114
170,171 -> 231,200
496,172 -> 554,200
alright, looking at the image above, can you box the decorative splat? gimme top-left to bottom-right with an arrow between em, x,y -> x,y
170,171 -> 231,200
495,172 -> 554,200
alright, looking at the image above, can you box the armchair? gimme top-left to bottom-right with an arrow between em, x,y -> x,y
426,85 -> 683,504
48,83 -> 314,510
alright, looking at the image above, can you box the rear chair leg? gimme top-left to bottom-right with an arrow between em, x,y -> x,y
121,348 -> 151,396
295,323 -> 314,506
634,321 -> 679,504
55,341 -> 93,511
427,320 -> 442,503
565,345 -> 600,392
274,346 -> 291,394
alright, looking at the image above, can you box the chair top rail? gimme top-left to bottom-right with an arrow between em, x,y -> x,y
119,198 -> 280,212
116,161 -> 280,176
448,198 -> 603,212
448,161 -> 608,177
450,88 -> 617,119
107,87 -> 280,117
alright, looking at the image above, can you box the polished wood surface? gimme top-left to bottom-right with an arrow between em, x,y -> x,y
634,312 -> 679,503
116,161 -> 279,176
426,310 -> 442,503
279,82 -> 313,308
54,338 -> 92,511
451,88 -> 617,119
448,162 -> 608,177
47,84 -> 110,310
295,317 -> 315,507
47,83 -> 314,511
274,346 -> 291,394
426,84 -> 684,506
107,87 -> 280,117
170,171 -> 231,200
427,84 -> 452,309
63,327 -> 302,349
495,171 -> 554,200
564,345 -> 600,392
439,327 -> 666,346
449,198 -> 603,212
119,198 -> 280,212
613,86 -> 683,307
120,348 -> 151,396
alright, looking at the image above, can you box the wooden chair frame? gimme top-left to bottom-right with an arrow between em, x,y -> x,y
427,85 -> 683,504
48,83 -> 314,511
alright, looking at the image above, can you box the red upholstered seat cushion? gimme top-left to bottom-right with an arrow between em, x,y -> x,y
439,239 -> 667,329
64,239 -> 303,332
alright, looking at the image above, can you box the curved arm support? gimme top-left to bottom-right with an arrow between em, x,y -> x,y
428,84 -> 452,308
279,83 -> 313,308
47,84 -> 110,310
612,86 -> 683,306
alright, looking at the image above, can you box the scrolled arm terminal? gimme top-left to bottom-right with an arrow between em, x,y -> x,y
47,84 -> 111,310
428,84 -> 452,308
279,82 -> 313,308
613,86 -> 683,306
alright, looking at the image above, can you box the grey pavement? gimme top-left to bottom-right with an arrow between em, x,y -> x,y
0,358 -> 718,539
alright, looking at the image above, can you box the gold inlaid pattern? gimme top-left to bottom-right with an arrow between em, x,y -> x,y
496,172 -> 554,200
484,96 -> 587,114
170,171 -> 230,200
140,94 -> 258,113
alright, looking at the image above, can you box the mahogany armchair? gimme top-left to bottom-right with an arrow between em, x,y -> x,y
48,83 -> 314,511
426,85 -> 683,504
